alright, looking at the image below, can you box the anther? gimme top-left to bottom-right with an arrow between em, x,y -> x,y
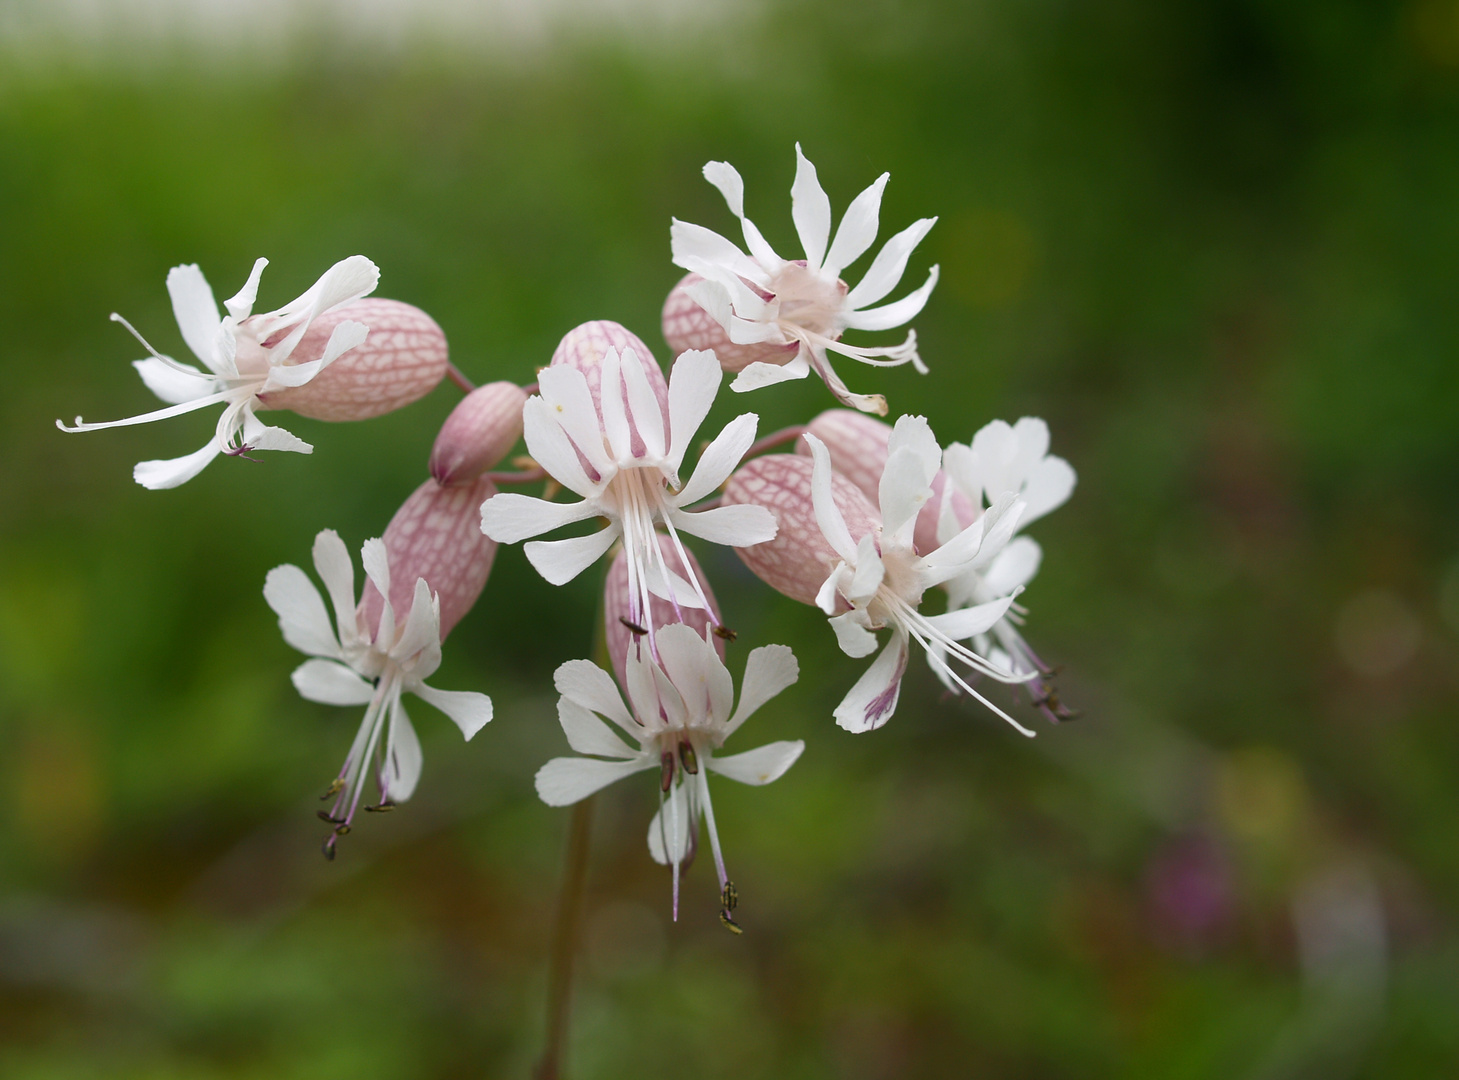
678,739 -> 699,775
619,615 -> 648,636
317,810 -> 345,824
660,750 -> 675,793
720,880 -> 738,912
321,837 -> 337,861
365,802 -> 396,813
334,824 -> 351,836
712,624 -> 738,642
321,779 -> 345,800
719,910 -> 744,935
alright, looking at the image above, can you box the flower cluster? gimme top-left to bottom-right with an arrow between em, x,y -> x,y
62,146 -> 1076,927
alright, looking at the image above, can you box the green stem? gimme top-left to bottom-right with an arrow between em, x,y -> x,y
534,795 -> 594,1080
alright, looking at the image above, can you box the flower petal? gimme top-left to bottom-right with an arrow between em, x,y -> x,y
673,411 -> 757,506
537,365 -> 612,477
729,354 -> 811,392
165,263 -> 223,370
311,529 -> 359,648
833,633 -> 909,732
413,681 -> 493,740
1021,456 -> 1077,525
556,697 -> 639,759
598,347 -> 632,462
382,695 -> 423,804
535,755 -> 653,807
223,257 -> 268,323
239,411 -> 312,454
822,172 -> 889,281
521,396 -> 598,497
264,563 -> 341,659
291,658 -> 375,706
791,143 -> 832,271
725,643 -> 798,735
983,536 -> 1042,596
830,610 -> 880,658
670,218 -> 768,287
843,217 -> 937,311
622,347 -> 667,461
666,502 -> 776,547
647,782 -> 696,865
480,491 -> 601,544
654,623 -> 730,728
803,433 -> 858,561
842,264 -> 940,333
393,578 -> 441,661
554,659 -> 635,731
707,740 -> 804,785
132,439 -> 223,490
132,357 -> 214,405
665,349 -> 722,474
524,523 -> 621,586
922,592 -> 1019,641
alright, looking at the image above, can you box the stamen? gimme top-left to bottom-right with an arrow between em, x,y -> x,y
678,739 -> 699,775
659,750 -> 676,793
712,625 -> 738,642
619,616 -> 648,636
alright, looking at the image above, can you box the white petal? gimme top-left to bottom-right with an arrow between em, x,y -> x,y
845,536 -> 885,604
983,537 -> 1042,596
524,523 -> 621,586
535,755 -> 652,807
815,565 -> 844,614
132,439 -> 222,490
537,365 -> 612,476
803,433 -> 858,561
556,698 -> 639,759
622,348 -> 667,461
648,782 -> 695,865
291,658 -> 375,706
311,529 -> 360,648
842,264 -> 940,332
665,349 -> 722,473
598,347 -> 632,462
382,695 -> 423,804
132,357 -> 214,405
725,643 -> 799,736
520,396 -> 598,496
729,354 -> 811,392
393,578 -> 441,661
703,159 -> 746,217
480,491 -> 600,544
1021,456 -> 1077,525
670,219 -> 767,286
239,411 -> 312,453
822,172 -> 888,281
833,634 -> 909,733
261,320 -> 367,390
264,563 -> 341,658
165,263 -> 223,370
654,624 -> 730,728
643,561 -> 704,608
223,257 -> 268,322
673,411 -> 757,506
922,592 -> 1019,641
413,682 -> 493,740
554,659 -> 636,729
360,537 -> 391,611
844,217 -> 937,310
666,503 -> 776,547
830,610 -> 880,658
707,740 -> 804,785
791,143 -> 832,271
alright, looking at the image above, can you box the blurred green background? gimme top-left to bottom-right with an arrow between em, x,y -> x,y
3,0 -> 1458,1076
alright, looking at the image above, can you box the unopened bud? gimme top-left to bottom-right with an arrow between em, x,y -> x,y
259,299 -> 449,422
359,476 -> 498,641
799,409 -> 975,556
429,381 -> 529,486
604,534 -> 724,690
551,320 -> 669,426
662,273 -> 798,373
721,454 -> 880,608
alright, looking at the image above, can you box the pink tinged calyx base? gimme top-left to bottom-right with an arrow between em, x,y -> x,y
604,534 -> 726,694
430,381 -> 530,486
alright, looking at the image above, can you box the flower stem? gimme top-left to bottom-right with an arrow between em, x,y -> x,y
446,361 -> 476,394
745,424 -> 807,458
534,795 -> 594,1080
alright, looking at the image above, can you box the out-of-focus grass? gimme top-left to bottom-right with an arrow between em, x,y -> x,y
2,0 -> 1458,1076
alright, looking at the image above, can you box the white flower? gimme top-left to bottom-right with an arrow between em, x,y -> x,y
59,256 -> 378,489
804,415 -> 1035,735
535,624 -> 802,926
933,418 -> 1077,714
480,345 -> 776,644
671,143 -> 938,415
264,529 -> 493,857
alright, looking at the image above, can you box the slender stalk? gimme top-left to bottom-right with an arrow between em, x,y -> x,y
446,361 -> 476,394
534,795 -> 594,1080
744,424 -> 807,458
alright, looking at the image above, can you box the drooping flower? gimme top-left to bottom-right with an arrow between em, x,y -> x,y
265,525 -> 493,857
480,331 -> 775,649
60,256 -> 446,488
724,417 -> 1033,734
668,144 -> 938,415
535,623 -> 801,928
801,410 -> 1078,719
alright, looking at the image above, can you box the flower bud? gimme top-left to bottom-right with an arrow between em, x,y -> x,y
721,453 -> 879,608
798,409 -> 976,556
662,273 -> 798,373
359,476 -> 498,641
603,534 -> 724,691
429,382 -> 529,486
259,299 -> 449,422
551,320 -> 670,424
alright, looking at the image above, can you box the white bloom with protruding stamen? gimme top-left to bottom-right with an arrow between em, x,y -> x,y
264,529 -> 492,857
535,624 -> 802,926
804,415 -> 1035,734
671,143 -> 939,415
59,256 -> 378,489
480,345 -> 776,646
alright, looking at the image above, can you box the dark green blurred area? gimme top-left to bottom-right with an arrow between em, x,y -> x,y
3,0 -> 1459,1075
